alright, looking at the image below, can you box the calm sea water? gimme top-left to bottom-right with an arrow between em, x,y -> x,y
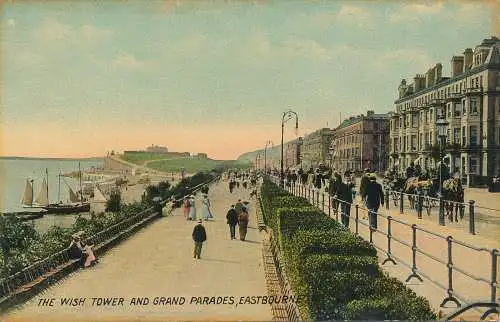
0,158 -> 104,233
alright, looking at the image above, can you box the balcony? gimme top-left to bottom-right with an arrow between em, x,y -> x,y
464,87 -> 483,96
430,98 -> 445,106
446,92 -> 464,101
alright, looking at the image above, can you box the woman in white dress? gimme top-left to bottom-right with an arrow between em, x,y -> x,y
201,194 -> 212,221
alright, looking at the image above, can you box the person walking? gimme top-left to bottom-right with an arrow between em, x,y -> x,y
338,179 -> 354,228
238,206 -> 250,241
192,219 -> 207,259
183,196 -> 190,220
364,174 -> 384,230
235,199 -> 244,216
226,205 -> 238,239
188,195 -> 197,221
202,194 -> 212,221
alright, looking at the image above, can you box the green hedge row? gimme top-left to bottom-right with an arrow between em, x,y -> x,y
260,178 -> 436,321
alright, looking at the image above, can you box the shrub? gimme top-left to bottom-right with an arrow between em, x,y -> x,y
106,191 -> 122,212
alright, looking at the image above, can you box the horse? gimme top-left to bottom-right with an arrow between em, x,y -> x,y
442,178 -> 465,222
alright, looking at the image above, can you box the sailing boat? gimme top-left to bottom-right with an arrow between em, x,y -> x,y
21,179 -> 35,208
42,165 -> 90,214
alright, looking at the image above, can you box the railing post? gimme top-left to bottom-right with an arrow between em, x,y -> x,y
328,195 -> 331,217
322,192 -> 325,213
399,190 -> 404,214
335,198 -> 339,222
316,190 -> 320,208
439,195 -> 446,226
308,187 -> 311,202
312,188 -> 315,205
417,190 -> 423,219
439,236 -> 460,308
385,189 -> 389,210
468,200 -> 475,235
405,224 -> 423,283
355,205 -> 359,235
480,248 -> 499,320
382,216 -> 397,265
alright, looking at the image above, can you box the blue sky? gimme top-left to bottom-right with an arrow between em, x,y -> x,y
1,1 -> 497,159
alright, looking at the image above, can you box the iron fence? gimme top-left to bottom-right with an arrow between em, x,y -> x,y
271,176 -> 499,321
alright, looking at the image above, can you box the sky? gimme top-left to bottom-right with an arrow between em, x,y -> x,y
1,0 -> 498,160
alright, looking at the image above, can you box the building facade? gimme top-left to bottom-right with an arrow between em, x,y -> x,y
146,145 -> 168,153
390,36 -> 500,186
300,128 -> 335,168
330,111 -> 390,173
284,137 -> 303,168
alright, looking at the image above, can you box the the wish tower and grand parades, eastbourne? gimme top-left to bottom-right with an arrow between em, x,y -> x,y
1,1 -> 500,321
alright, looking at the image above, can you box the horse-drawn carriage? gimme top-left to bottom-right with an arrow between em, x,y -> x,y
383,172 -> 465,222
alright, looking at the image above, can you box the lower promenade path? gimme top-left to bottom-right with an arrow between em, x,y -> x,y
3,181 -> 272,322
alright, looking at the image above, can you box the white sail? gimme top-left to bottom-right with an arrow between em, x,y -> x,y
93,186 -> 107,203
21,179 -> 33,206
35,178 -> 49,206
69,187 -> 80,203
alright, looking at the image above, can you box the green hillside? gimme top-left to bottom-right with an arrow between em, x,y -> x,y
147,157 -> 251,173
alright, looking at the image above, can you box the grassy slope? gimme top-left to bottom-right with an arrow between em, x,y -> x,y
120,152 -> 186,165
146,158 -> 251,173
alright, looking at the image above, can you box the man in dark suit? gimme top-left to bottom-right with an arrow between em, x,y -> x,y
364,174 -> 384,230
192,219 -> 207,259
226,205 -> 238,240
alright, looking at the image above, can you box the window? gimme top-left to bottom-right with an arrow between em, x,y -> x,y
412,114 -> 418,127
454,103 -> 461,117
470,158 -> 477,174
425,133 -> 430,149
470,126 -> 478,146
453,128 -> 460,145
462,126 -> 466,146
462,100 -> 466,114
470,98 -> 478,114
447,104 -> 451,118
411,135 -> 417,151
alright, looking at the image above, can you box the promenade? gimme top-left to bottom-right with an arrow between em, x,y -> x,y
284,180 -> 499,320
3,181 -> 272,322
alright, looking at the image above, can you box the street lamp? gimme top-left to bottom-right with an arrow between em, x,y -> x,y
281,109 -> 299,187
436,114 -> 449,226
264,140 -> 274,175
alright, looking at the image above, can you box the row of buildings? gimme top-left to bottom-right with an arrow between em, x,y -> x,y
258,36 -> 500,187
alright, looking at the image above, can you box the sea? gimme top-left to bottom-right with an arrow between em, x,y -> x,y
0,157 -> 104,234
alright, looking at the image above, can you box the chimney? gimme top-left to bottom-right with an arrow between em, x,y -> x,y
434,63 -> 442,83
425,67 -> 435,87
451,56 -> 464,78
367,110 -> 374,116
413,74 -> 425,91
463,48 -> 473,72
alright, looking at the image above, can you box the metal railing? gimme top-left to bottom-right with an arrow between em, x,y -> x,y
270,176 -> 499,321
0,175 -> 219,302
383,188 -> 500,238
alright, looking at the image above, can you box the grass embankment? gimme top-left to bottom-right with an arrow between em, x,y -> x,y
147,158 -> 251,173
120,152 -> 188,165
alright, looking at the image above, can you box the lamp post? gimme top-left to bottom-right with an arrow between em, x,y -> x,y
281,110 -> 299,187
264,140 -> 274,175
436,114 -> 449,226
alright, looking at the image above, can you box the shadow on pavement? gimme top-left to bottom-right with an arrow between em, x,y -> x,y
239,240 -> 260,244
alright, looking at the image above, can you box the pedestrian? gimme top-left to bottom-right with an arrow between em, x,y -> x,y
238,206 -> 250,241
229,180 -> 234,193
364,174 -> 384,230
192,219 -> 207,259
183,196 -> 190,220
188,195 -> 197,221
202,194 -> 213,221
338,179 -> 353,228
235,199 -> 244,216
226,205 -> 238,239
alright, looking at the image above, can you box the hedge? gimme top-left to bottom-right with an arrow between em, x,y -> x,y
260,177 -> 437,321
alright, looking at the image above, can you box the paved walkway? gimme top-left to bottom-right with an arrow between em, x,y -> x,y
3,181 -> 272,322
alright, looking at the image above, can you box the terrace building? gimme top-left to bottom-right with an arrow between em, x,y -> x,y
284,137 -> 303,169
389,36 -> 500,186
330,111 -> 390,173
300,128 -> 335,168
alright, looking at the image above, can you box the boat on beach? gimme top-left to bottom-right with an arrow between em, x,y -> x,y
2,209 -> 47,221
40,165 -> 91,215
